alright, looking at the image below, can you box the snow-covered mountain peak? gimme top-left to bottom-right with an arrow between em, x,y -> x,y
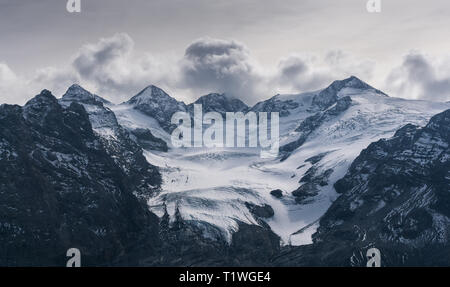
67,83 -> 87,93
250,91 -> 317,119
188,92 -> 249,114
330,76 -> 384,93
339,75 -> 371,88
124,85 -> 187,132
127,85 -> 179,105
311,76 -> 387,110
195,92 -> 228,103
62,84 -> 110,105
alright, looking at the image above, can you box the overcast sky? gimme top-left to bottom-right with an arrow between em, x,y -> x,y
1,0 -> 450,104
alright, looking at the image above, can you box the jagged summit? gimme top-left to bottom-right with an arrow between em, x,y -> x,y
67,83 -> 86,92
23,90 -> 61,124
311,76 -> 387,109
195,92 -> 227,101
62,84 -> 110,105
329,76 -> 388,96
24,89 -> 56,106
334,75 -> 373,89
127,85 -> 177,105
125,84 -> 187,132
188,92 -> 249,114
249,76 -> 387,117
37,89 -> 54,97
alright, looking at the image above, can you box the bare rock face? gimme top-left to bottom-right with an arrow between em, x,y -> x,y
129,128 -> 168,152
270,189 -> 283,198
245,202 -> 275,219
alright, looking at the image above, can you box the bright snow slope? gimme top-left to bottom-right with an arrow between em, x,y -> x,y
109,80 -> 450,245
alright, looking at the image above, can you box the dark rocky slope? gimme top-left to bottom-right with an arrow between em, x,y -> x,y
274,109 -> 450,266
60,84 -> 162,200
0,90 -> 161,266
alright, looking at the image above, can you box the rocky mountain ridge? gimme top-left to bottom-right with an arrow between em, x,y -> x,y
1,77 -> 449,266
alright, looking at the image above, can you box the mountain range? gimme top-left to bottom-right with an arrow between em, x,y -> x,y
1,76 -> 449,266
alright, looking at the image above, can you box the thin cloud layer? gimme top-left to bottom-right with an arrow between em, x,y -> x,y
0,62 -> 25,104
387,52 -> 450,101
71,33 -> 172,101
179,38 -> 264,103
1,34 -> 449,105
274,51 -> 375,94
276,54 -> 333,92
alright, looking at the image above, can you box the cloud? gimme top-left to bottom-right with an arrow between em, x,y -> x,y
3,33 -> 449,106
276,54 -> 333,92
324,50 -> 375,81
0,33 -> 178,104
73,33 -> 134,81
0,37 -> 379,105
0,63 -> 79,105
0,62 -> 25,104
71,33 -> 172,101
179,37 -> 265,103
274,51 -> 375,94
177,39 -> 376,104
32,67 -> 80,96
0,63 -> 17,83
386,52 -> 450,101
